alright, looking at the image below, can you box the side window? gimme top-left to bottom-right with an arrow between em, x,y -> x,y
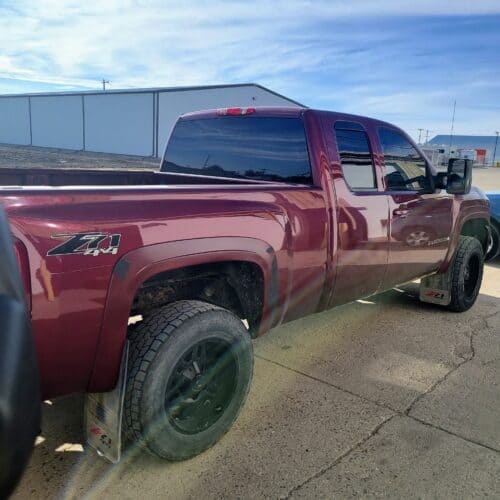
334,124 -> 376,191
379,128 -> 431,192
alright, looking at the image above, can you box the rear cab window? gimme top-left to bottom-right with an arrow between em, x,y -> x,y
333,121 -> 377,191
162,116 -> 313,184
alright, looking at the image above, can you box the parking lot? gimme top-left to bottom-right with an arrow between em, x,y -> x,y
10,152 -> 500,499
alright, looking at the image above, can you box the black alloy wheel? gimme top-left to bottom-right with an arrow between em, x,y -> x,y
165,338 -> 238,435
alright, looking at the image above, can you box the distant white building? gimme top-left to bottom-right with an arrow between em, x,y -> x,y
0,84 -> 303,157
426,135 -> 499,166
422,144 -> 479,168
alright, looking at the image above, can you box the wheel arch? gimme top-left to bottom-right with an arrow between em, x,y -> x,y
460,217 -> 490,253
439,213 -> 490,273
131,260 -> 265,336
88,237 -> 278,393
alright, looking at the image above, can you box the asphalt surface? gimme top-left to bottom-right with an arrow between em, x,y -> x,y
8,154 -> 500,499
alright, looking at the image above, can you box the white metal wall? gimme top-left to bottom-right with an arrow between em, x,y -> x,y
0,97 -> 30,145
0,85 -> 301,157
84,93 -> 154,156
31,95 -> 83,150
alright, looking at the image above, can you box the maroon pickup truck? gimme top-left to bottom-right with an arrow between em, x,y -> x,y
0,107 -> 490,467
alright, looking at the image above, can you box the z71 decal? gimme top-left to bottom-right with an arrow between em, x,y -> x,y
47,232 -> 121,257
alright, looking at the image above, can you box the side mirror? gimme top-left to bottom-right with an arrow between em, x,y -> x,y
446,158 -> 472,194
0,207 -> 40,497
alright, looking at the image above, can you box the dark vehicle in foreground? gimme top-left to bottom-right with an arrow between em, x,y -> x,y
0,107 -> 490,472
0,208 -> 40,496
485,190 -> 500,260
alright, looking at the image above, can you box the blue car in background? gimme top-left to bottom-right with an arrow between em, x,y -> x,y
486,191 -> 500,260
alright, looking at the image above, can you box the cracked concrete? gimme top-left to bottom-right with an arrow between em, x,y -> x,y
409,313 -> 500,451
9,162 -> 500,498
288,416 -> 500,499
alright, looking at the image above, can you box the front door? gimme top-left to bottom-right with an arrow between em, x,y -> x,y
377,127 -> 453,287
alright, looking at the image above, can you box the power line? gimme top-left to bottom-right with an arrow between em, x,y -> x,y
493,131 -> 499,166
448,99 -> 456,152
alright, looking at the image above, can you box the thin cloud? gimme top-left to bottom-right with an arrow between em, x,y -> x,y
0,1 -> 499,136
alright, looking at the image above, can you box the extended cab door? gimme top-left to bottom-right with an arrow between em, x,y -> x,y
322,117 -> 390,306
376,126 -> 453,287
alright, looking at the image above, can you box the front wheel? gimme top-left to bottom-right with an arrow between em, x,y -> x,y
123,300 -> 253,460
448,236 -> 484,312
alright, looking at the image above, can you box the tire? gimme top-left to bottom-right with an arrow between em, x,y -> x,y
485,222 -> 500,261
123,300 -> 253,461
447,236 -> 484,312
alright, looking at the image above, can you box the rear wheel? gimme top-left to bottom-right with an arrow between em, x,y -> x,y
124,300 -> 253,460
448,236 -> 484,312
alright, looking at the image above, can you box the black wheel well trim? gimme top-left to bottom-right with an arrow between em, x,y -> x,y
131,259 -> 269,337
459,217 -> 490,252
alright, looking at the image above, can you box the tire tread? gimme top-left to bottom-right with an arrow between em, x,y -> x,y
448,235 -> 483,312
123,300 -> 222,444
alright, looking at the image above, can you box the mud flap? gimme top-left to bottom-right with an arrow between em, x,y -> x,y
84,342 -> 128,463
419,269 -> 452,306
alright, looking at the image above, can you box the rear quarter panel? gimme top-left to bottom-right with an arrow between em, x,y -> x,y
4,185 -> 327,397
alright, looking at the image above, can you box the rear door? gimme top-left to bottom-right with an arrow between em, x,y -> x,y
377,127 -> 453,287
322,118 -> 390,306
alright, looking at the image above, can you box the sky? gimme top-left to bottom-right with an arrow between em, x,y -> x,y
1,0 -> 500,140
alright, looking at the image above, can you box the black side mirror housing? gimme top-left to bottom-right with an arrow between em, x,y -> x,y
446,158 -> 472,194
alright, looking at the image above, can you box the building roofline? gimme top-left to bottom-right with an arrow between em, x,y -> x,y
430,134 -> 499,141
0,82 -> 306,106
251,84 -> 306,107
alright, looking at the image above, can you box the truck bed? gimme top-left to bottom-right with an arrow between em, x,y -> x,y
0,167 -> 262,187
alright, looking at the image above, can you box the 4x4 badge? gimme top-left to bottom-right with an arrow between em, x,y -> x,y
47,233 -> 121,257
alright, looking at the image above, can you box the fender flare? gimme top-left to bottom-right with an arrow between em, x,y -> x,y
439,211 -> 490,273
88,236 -> 278,392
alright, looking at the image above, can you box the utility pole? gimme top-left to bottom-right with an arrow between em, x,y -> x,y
425,129 -> 433,144
448,99 -> 456,153
493,131 -> 499,166
101,79 -> 110,91
417,128 -> 424,144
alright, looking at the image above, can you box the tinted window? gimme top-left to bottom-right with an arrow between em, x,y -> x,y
162,117 -> 312,183
334,128 -> 376,190
379,128 -> 431,192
